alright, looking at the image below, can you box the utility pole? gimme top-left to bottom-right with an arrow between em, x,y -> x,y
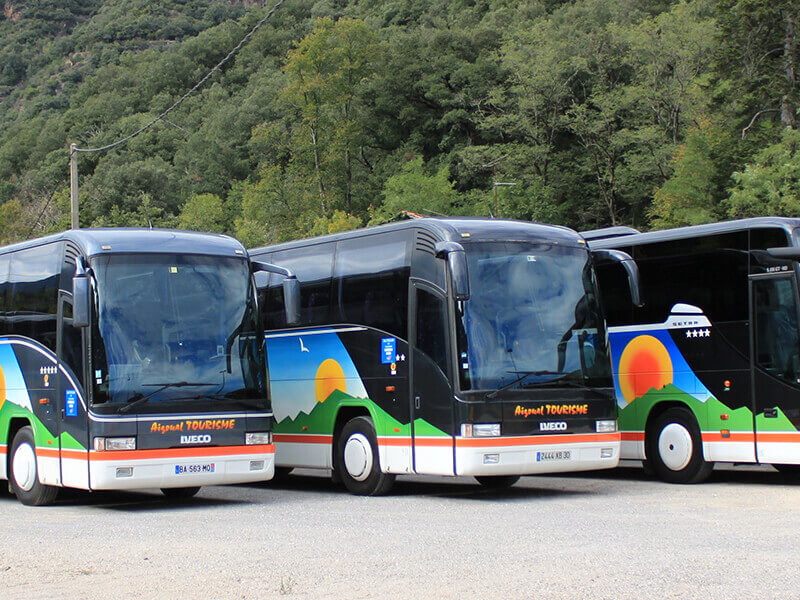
69,143 -> 79,229
492,165 -> 516,218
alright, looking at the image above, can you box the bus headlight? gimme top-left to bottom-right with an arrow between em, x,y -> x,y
461,423 -> 501,437
93,437 -> 136,451
246,432 -> 272,445
596,420 -> 617,433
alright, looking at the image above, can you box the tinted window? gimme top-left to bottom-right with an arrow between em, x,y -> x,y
59,299 -> 85,388
7,244 -> 62,350
416,287 -> 449,378
0,254 -> 11,336
334,233 -> 410,338
272,244 -> 334,327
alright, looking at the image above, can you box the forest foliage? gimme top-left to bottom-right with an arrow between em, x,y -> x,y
0,0 -> 797,245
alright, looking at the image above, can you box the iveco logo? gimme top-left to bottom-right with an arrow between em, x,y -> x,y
539,422 -> 567,431
180,434 -> 211,445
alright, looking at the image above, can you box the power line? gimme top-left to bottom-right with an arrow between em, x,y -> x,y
71,0 -> 286,156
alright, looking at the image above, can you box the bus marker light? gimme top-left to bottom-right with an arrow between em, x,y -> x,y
483,454 -> 499,464
246,432 -> 271,445
724,380 -> 731,388
386,386 -> 396,392
115,467 -> 133,478
721,430 -> 730,438
302,426 -> 308,431
596,420 -> 617,433
461,423 -> 501,437
39,398 -> 48,404
94,437 -> 136,451
720,414 -> 729,420
394,428 -> 400,432
601,448 -> 614,458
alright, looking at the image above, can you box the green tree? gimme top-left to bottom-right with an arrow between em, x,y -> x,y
725,127 -> 800,217
178,193 -> 226,233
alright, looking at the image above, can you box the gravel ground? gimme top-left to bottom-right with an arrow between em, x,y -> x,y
1,462 -> 798,600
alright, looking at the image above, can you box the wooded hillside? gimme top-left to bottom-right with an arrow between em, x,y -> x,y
0,0 -> 797,244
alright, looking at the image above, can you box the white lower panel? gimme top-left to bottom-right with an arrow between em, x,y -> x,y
455,441 -> 620,476
414,444 -> 454,476
704,441 -> 756,463
37,455 -> 61,486
61,455 -> 90,490
380,443 -> 412,474
275,441 -> 330,469
621,439 -> 645,460
89,452 -> 274,490
757,442 -> 800,465
0,445 -> 6,480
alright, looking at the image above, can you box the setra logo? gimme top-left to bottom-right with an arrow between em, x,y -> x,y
539,422 -> 567,432
180,434 -> 212,445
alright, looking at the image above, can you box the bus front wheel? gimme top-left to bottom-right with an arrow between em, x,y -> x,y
9,426 -> 59,506
336,416 -> 395,496
647,407 -> 712,484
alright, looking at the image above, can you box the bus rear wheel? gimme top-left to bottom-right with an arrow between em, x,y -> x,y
336,416 -> 395,496
9,426 -> 59,506
647,407 -> 712,484
161,487 -> 201,499
474,475 -> 520,489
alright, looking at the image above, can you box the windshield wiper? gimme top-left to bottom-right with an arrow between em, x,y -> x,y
518,375 -> 585,389
486,370 -> 563,399
117,381 -> 217,414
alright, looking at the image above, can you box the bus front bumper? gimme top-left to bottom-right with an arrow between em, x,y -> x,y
454,433 -> 620,476
87,444 -> 275,490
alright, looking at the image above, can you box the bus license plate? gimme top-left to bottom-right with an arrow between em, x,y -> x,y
536,450 -> 571,462
175,463 -> 215,475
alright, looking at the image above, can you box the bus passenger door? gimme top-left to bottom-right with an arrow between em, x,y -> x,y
57,294 -> 90,489
750,274 -> 800,465
409,282 -> 455,475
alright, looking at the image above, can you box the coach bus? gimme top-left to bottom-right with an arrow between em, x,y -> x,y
251,218 -> 640,495
586,217 -> 800,483
1,228 -> 298,505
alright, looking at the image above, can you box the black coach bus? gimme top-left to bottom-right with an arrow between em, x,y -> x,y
586,217 -> 800,482
251,218 -> 639,495
0,228 -> 297,505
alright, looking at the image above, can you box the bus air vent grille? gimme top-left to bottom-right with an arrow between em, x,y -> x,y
415,231 -> 437,254
64,244 -> 81,264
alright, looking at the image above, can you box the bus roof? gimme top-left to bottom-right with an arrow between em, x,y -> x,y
586,217 -> 800,249
0,228 -> 247,259
251,217 -> 584,254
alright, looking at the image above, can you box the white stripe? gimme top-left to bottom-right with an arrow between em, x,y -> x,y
88,411 -> 272,423
265,326 -> 366,339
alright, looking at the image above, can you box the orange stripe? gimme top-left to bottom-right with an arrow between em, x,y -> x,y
274,434 -> 333,444
61,449 -> 88,459
755,432 -> 800,443
702,432 -> 754,443
621,432 -> 645,442
455,433 -> 619,448
377,437 -> 412,447
89,444 -> 274,462
36,448 -> 61,458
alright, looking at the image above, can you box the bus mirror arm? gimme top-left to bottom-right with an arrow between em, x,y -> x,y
73,257 -> 91,328
592,249 -> 643,308
767,247 -> 800,260
435,241 -> 470,301
251,261 -> 301,326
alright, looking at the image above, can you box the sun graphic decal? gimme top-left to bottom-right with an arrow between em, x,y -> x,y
618,335 -> 673,403
314,358 -> 346,403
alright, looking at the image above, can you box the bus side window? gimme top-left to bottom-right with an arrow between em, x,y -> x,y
273,245 -> 334,327
0,254 -> 10,336
60,300 -> 85,388
7,244 -> 62,351
416,288 -> 449,379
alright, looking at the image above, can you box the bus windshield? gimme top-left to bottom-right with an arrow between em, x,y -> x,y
90,254 -> 264,408
457,242 -> 610,392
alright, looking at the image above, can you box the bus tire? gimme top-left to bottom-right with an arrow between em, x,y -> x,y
9,426 -> 59,506
474,475 -> 520,489
161,486 -> 201,499
336,417 -> 395,496
647,407 -> 712,484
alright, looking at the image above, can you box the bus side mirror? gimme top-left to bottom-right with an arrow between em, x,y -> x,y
73,275 -> 90,328
283,277 -> 300,326
767,247 -> 800,260
251,260 -> 301,326
435,241 -> 470,301
592,248 -> 643,308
